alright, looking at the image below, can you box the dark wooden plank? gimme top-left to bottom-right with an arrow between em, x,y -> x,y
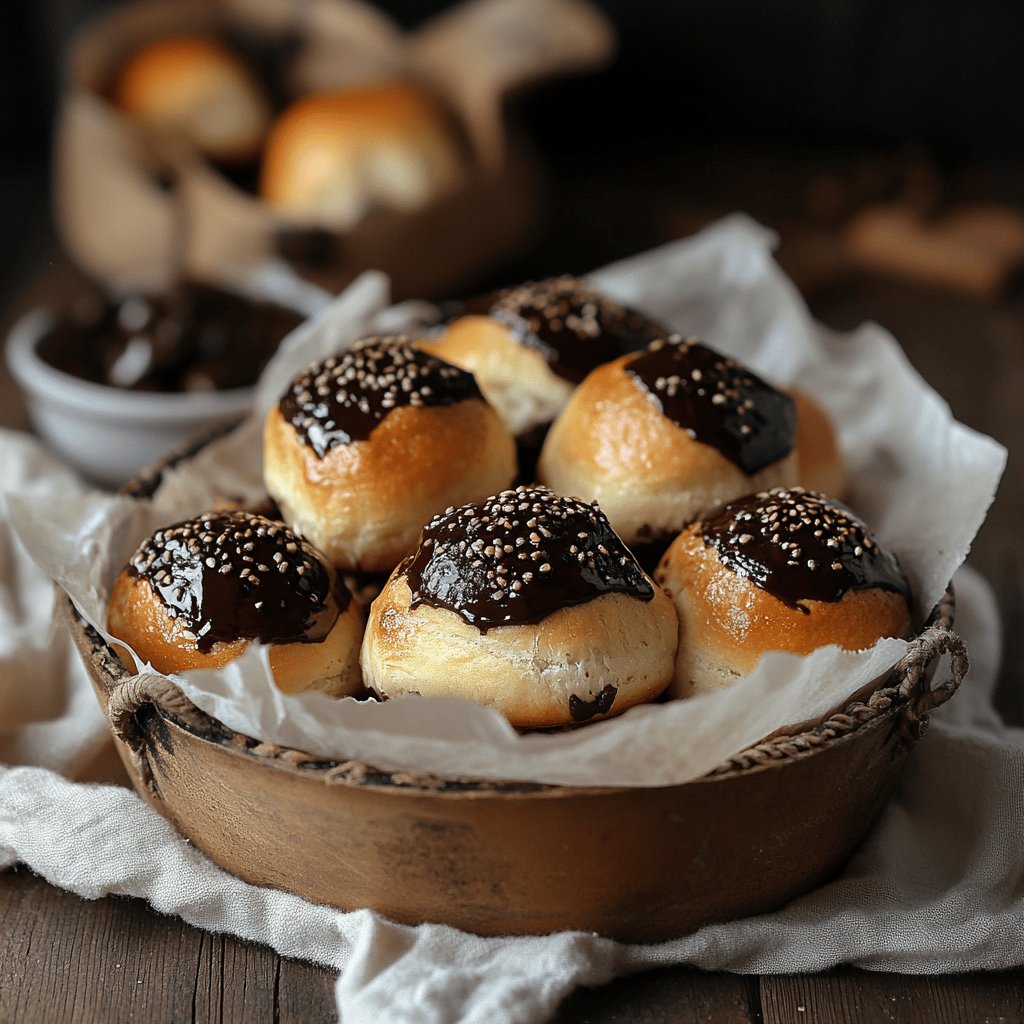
555,967 -> 758,1023
192,930 -> 276,1024
761,968 -> 1024,1023
0,867 -> 201,1024
277,957 -> 339,1024
0,868 -> 338,1024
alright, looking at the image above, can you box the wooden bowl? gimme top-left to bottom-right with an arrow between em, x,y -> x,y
64,442 -> 968,941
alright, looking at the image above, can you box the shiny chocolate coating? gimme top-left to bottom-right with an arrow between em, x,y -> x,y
626,337 -> 796,475
569,684 -> 618,723
280,336 -> 482,458
464,276 -> 666,384
405,486 -> 654,632
37,283 -> 303,392
701,488 -> 910,609
129,511 -> 348,652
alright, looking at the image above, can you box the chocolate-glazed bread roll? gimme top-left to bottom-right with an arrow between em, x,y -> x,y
361,486 -> 678,729
263,336 -> 516,574
420,276 -> 666,474
538,335 -> 799,546
107,511 -> 364,695
655,488 -> 912,698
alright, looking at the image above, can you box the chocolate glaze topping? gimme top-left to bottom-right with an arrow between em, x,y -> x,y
569,684 -> 618,723
279,336 -> 482,457
37,283 -> 302,392
701,488 -> 910,610
129,511 -> 348,652
405,486 -> 654,632
626,337 -> 796,475
464,276 -> 666,383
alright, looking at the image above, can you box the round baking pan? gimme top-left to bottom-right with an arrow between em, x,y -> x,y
64,442 -> 967,942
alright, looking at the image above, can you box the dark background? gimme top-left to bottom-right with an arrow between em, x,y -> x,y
4,0 -> 1024,303
8,0 -> 1024,159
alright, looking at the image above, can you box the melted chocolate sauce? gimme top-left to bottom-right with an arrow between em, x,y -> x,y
701,488 -> 910,610
129,511 -> 348,652
626,337 -> 796,475
568,684 -> 618,723
462,276 -> 667,384
405,486 -> 653,632
37,284 -> 303,393
279,337 -> 482,457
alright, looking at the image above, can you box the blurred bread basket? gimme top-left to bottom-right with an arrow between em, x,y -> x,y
54,0 -> 613,297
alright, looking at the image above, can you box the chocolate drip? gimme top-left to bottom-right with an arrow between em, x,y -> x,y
701,488 -> 910,609
464,276 -> 666,384
568,684 -> 618,723
37,283 -> 303,393
405,486 -> 653,631
280,336 -> 482,457
626,337 -> 796,475
129,511 -> 348,652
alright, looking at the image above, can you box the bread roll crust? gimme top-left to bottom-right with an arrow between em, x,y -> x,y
419,315 -> 572,438
264,399 -> 516,573
115,35 -> 270,163
260,83 -> 461,227
792,388 -> 848,499
538,354 -> 798,544
655,498 -> 912,698
361,574 -> 677,728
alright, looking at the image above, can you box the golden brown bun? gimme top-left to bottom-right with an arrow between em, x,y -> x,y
792,388 -> 848,499
114,35 -> 271,164
419,315 -> 572,438
655,492 -> 912,698
264,400 -> 516,574
259,83 -> 462,228
361,574 -> 677,729
360,485 -> 677,728
537,354 -> 798,545
107,568 -> 365,697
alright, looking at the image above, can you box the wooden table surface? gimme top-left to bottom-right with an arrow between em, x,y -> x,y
1,148 -> 1023,1021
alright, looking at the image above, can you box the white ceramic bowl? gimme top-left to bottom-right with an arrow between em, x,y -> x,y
6,308 -> 256,487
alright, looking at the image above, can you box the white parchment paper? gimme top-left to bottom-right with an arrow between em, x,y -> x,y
9,215 -> 1007,787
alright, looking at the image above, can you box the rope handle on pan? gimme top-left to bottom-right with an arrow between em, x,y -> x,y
894,623 -> 969,719
106,674 -> 199,799
709,589 -> 966,775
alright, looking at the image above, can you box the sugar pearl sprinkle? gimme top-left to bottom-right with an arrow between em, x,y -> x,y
479,276 -> 665,383
404,485 -> 654,631
626,335 -> 796,475
700,487 -> 910,607
280,335 -> 481,458
130,511 -> 342,650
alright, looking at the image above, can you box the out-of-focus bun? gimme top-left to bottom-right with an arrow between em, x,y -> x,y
655,487 -> 912,698
361,486 -> 678,728
107,511 -> 364,696
263,336 -> 516,574
538,336 -> 799,546
260,83 -> 462,228
114,35 -> 271,164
